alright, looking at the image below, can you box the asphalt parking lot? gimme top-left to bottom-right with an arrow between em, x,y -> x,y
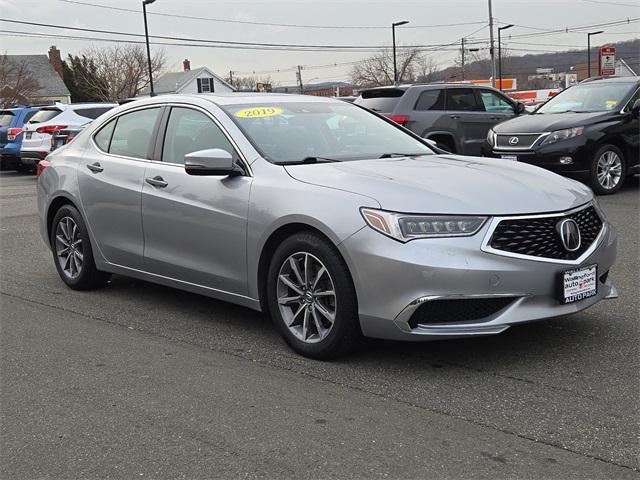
0,170 -> 638,479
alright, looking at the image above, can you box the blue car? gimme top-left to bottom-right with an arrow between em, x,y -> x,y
0,106 -> 40,170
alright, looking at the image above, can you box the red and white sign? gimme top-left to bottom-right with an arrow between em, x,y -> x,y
599,46 -> 616,76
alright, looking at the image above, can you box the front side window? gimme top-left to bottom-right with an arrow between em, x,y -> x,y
446,88 -> 481,111
536,82 -> 637,114
162,107 -> 235,165
478,90 -> 514,113
415,90 -> 445,111
223,101 -> 433,164
109,107 -> 161,159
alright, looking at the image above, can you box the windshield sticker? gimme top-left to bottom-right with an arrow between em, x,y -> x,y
605,100 -> 617,109
235,107 -> 283,118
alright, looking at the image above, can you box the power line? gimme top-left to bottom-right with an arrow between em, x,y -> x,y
55,0 -> 487,30
580,0 -> 640,7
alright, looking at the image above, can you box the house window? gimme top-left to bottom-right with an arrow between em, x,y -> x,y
197,78 -> 215,93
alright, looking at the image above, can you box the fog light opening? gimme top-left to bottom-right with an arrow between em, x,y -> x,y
559,156 -> 573,165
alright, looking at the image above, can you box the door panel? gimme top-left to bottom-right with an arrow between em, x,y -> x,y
141,106 -> 251,295
445,88 -> 487,155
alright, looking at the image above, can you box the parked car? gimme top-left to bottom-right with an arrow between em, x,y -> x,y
21,102 -> 117,168
354,83 -> 526,155
0,106 -> 40,170
486,76 -> 640,194
38,94 -> 617,359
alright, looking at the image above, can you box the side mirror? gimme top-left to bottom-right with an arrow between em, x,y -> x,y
515,102 -> 526,114
184,148 -> 239,176
631,99 -> 640,119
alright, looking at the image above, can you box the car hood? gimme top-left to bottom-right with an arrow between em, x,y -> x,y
493,111 -> 613,133
284,155 -> 593,215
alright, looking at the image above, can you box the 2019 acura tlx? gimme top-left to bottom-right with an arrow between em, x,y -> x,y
37,94 -> 618,358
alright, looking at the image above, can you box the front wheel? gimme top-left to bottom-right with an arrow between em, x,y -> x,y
589,144 -> 626,195
267,232 -> 361,359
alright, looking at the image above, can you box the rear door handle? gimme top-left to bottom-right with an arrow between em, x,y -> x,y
145,176 -> 168,188
86,162 -> 103,173
449,115 -> 461,119
489,116 -> 502,121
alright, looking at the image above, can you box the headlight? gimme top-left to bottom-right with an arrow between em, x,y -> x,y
361,208 -> 487,242
540,127 -> 584,146
486,129 -> 496,146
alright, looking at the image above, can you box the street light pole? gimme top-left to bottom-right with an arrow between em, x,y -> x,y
392,20 -> 409,85
142,0 -> 156,97
498,24 -> 514,91
587,30 -> 604,77
488,0 -> 496,87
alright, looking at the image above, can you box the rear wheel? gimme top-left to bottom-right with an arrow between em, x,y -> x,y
50,205 -> 110,290
267,232 -> 361,359
589,144 -> 626,195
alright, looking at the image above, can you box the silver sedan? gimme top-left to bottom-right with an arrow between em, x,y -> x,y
37,94 -> 618,358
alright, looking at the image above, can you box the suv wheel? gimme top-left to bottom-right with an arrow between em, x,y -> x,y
267,232 -> 361,359
51,205 -> 110,290
590,144 -> 625,195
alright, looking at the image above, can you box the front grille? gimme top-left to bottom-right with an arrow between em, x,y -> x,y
408,297 -> 515,328
495,133 -> 541,149
489,205 -> 603,261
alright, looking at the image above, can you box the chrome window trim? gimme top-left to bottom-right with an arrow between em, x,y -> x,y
493,132 -> 550,151
480,202 -> 606,265
620,86 -> 640,113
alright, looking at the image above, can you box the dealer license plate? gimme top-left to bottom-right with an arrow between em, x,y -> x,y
501,155 -> 518,161
561,264 -> 597,304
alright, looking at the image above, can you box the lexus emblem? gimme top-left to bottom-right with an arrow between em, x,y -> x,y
557,219 -> 581,252
508,136 -> 519,145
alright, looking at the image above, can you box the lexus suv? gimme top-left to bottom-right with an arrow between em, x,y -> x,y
486,77 -> 640,194
21,102 -> 117,168
355,83 -> 526,155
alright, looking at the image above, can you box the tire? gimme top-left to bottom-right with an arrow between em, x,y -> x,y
589,144 -> 626,195
267,232 -> 361,359
50,205 -> 110,290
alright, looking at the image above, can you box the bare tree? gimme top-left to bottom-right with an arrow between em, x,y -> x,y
415,56 -> 439,83
76,45 -> 166,101
230,75 -> 278,91
350,47 -> 423,87
0,54 -> 41,107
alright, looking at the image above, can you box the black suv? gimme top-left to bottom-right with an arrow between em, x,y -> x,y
355,83 -> 526,156
486,76 -> 640,194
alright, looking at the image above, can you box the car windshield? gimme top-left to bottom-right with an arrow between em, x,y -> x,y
536,82 -> 636,114
222,101 -> 433,164
0,111 -> 15,127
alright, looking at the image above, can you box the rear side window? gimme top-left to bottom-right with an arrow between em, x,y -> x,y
0,111 -> 14,127
75,107 -> 114,120
415,89 -> 445,111
23,111 -> 37,123
446,88 -> 481,111
109,108 -> 161,159
356,89 -> 406,112
93,118 -> 117,152
28,108 -> 62,124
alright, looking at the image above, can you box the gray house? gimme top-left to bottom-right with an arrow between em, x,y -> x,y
140,59 -> 235,96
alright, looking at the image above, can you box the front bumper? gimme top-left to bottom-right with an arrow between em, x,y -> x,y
339,214 -> 617,341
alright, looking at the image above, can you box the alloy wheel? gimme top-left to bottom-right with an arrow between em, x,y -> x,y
596,150 -> 622,190
55,216 -> 83,279
276,252 -> 337,344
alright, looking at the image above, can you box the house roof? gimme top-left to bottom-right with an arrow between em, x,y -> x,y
5,55 -> 70,97
142,66 -> 235,95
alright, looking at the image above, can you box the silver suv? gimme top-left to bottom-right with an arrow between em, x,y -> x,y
355,84 -> 526,155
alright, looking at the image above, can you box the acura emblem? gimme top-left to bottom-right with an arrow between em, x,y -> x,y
508,136 -> 519,145
557,219 -> 581,252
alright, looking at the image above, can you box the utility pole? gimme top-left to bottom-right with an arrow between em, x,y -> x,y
488,0 -> 496,87
296,65 -> 304,94
142,0 -> 157,96
587,31 -> 604,77
461,37 -> 465,81
229,70 -> 234,89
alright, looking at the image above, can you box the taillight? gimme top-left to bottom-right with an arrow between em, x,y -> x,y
36,159 -> 50,177
7,127 -> 22,141
385,115 -> 410,126
35,125 -> 68,134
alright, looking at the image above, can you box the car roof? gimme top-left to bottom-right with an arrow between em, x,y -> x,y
121,93 -> 345,109
580,76 -> 640,84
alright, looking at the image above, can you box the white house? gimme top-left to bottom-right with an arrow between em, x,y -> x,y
141,59 -> 235,96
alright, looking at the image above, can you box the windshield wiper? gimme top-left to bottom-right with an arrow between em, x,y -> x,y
378,152 -> 429,158
274,156 -> 341,165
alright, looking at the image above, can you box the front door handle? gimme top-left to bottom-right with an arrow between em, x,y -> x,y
449,115 -> 461,119
489,116 -> 502,121
86,162 -> 103,173
145,176 -> 168,188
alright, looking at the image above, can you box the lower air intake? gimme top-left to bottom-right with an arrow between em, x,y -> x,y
408,297 -> 515,328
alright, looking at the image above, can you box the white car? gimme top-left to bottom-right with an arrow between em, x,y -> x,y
21,103 -> 117,167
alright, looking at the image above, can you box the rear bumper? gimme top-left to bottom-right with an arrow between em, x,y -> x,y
19,150 -> 49,166
339,216 -> 617,341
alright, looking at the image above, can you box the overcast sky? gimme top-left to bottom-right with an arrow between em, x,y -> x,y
1,0 -> 638,85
